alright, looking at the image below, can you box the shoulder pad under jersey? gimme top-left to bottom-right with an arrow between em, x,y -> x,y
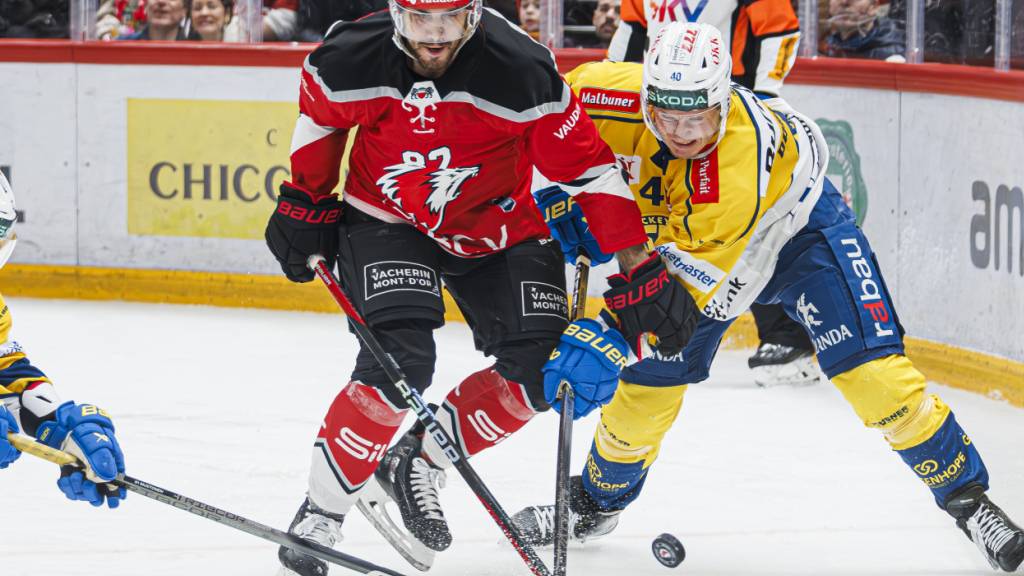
567,60 -> 644,123
308,11 -> 402,93
464,9 -> 569,117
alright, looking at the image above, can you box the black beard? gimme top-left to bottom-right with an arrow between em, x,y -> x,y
413,54 -> 451,78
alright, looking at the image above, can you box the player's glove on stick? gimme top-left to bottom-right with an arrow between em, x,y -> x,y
533,186 -> 613,265
544,315 -> 629,419
603,253 -> 699,357
37,402 -> 127,508
0,404 -> 21,469
265,185 -> 343,283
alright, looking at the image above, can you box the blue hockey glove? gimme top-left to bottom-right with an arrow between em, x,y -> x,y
544,315 -> 630,419
0,404 -> 21,469
37,401 -> 126,508
533,186 -> 614,265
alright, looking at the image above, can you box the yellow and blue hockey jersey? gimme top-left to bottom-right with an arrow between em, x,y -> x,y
565,60 -> 829,321
0,293 -> 51,401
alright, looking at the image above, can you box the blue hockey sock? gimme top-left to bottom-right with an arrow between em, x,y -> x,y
581,445 -> 650,512
896,412 -> 989,508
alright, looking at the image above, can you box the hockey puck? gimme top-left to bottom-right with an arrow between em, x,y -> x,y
652,533 -> 685,568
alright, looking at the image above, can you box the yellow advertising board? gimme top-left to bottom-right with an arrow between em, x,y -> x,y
127,99 -> 351,239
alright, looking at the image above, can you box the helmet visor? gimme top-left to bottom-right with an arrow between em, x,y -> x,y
649,105 -> 721,144
392,3 -> 477,44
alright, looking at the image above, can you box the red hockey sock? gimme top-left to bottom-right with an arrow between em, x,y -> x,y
421,367 -> 538,467
309,381 -> 406,513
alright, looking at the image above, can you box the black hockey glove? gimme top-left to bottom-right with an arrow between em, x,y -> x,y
265,185 -> 343,283
603,253 -> 699,357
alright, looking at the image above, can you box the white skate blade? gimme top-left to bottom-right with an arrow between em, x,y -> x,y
356,480 -> 435,572
752,355 -> 821,387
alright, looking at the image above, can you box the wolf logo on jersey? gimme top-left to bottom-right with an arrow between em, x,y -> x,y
376,148 -> 481,234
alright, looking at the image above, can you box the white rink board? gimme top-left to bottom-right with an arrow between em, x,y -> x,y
75,64 -> 301,274
898,93 -> 1024,361
0,63 -> 78,266
783,85 -> 901,304
0,61 -> 1021,362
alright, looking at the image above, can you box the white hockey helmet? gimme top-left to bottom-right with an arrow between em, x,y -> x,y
389,0 -> 482,45
642,22 -> 733,159
0,171 -> 16,269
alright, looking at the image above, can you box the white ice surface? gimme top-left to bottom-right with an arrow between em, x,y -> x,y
1,298 -> 1022,576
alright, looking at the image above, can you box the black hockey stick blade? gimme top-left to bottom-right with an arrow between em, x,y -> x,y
309,255 -> 553,576
8,433 -> 407,576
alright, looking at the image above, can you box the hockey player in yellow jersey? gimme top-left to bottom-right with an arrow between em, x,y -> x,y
516,22 -> 1024,572
606,0 -> 815,389
0,171 -> 127,508
605,0 -> 817,388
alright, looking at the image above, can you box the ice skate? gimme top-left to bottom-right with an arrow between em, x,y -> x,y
512,476 -> 620,547
278,497 -> 345,576
355,430 -> 448,571
748,342 -> 821,387
947,484 -> 1024,572
375,430 -> 452,551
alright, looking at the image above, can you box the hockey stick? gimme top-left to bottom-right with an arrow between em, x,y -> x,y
309,255 -> 552,576
553,251 -> 590,576
6,432 -> 408,576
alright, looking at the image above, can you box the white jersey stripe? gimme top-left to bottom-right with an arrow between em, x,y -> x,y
290,113 -> 338,156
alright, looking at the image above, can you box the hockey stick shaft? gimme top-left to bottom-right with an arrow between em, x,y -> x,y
309,255 -> 552,576
554,253 -> 590,576
552,396 -> 572,576
7,432 -> 406,576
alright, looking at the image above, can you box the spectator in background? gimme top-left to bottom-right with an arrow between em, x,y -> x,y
119,0 -> 187,38
518,0 -> 539,40
564,0 -> 620,48
591,0 -> 619,46
823,0 -> 905,60
187,0 -> 232,39
889,0 -> 994,66
0,0 -> 69,37
957,0 -> 994,65
258,0 -> 297,40
293,0 -> 384,41
97,0 -> 145,39
221,0 -> 298,42
485,0 -> 516,22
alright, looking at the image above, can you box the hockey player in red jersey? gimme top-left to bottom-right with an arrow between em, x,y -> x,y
263,1 -> 695,573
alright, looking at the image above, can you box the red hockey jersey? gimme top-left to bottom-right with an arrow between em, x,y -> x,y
287,10 -> 646,257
